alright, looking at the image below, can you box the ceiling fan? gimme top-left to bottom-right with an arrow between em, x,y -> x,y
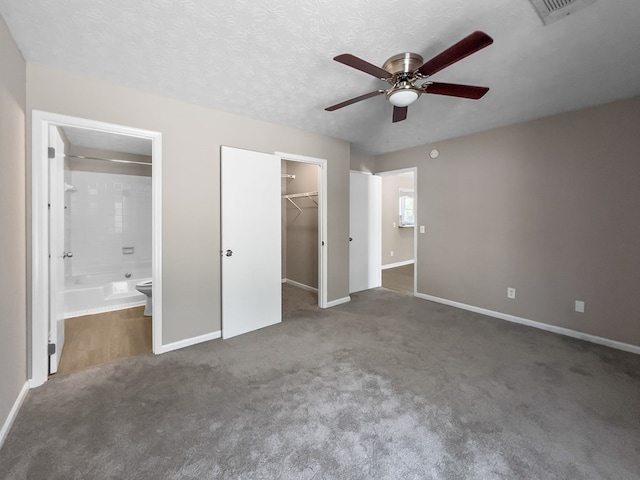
325,31 -> 494,123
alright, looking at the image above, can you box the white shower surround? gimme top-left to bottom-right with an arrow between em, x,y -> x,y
63,168 -> 152,316
67,169 -> 152,276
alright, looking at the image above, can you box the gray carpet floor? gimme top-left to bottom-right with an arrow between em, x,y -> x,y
1,285 -> 639,479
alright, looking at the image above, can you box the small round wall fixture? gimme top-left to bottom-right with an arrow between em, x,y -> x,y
429,149 -> 440,159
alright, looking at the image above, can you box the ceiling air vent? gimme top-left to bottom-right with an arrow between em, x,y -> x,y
529,0 -> 596,25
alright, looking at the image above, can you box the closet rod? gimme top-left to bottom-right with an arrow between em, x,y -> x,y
283,191 -> 318,199
65,154 -> 152,167
282,191 -> 318,212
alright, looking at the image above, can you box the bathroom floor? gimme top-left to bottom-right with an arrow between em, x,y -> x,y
54,306 -> 152,376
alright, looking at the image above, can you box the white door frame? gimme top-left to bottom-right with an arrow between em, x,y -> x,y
376,167 -> 418,296
31,110 -> 163,387
276,152 -> 328,309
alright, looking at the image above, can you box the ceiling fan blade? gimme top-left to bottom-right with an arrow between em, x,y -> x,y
417,31 -> 493,77
424,82 -> 489,99
392,106 -> 408,123
334,54 -> 393,79
325,90 -> 384,111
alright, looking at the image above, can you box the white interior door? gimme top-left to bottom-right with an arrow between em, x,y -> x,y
48,126 -> 66,373
349,171 -> 381,293
221,146 -> 282,339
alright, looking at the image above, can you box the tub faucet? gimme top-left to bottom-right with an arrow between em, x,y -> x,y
125,272 -> 132,279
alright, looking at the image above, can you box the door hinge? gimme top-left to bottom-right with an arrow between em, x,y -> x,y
48,147 -> 55,159
48,343 -> 56,356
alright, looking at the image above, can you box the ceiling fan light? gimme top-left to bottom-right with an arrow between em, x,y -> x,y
388,89 -> 420,107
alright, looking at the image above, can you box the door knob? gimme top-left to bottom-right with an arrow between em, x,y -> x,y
62,251 -> 73,258
225,250 -> 233,257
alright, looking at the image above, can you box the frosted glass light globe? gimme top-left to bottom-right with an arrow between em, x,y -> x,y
388,89 -> 419,107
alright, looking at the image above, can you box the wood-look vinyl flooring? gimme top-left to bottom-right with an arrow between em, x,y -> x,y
382,263 -> 414,294
55,306 -> 152,376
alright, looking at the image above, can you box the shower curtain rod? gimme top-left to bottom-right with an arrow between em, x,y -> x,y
65,154 -> 152,167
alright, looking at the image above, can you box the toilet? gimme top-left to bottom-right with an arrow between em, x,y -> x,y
135,279 -> 153,316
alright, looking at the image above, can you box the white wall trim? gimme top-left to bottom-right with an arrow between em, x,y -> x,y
284,279 -> 318,293
325,296 -> 351,308
381,259 -> 415,270
156,331 -> 221,354
415,293 -> 640,355
31,111 -> 163,387
151,132 -> 163,355
0,382 -> 29,449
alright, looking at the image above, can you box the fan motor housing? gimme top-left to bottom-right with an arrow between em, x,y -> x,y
382,53 -> 424,75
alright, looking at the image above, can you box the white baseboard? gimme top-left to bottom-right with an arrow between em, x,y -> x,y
0,381 -> 29,449
325,296 -> 351,308
415,293 -> 640,355
284,278 -> 318,293
382,259 -> 414,270
156,330 -> 221,354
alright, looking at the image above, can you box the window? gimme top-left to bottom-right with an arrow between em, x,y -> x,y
399,188 -> 415,227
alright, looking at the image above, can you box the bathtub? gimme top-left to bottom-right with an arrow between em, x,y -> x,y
64,271 -> 151,318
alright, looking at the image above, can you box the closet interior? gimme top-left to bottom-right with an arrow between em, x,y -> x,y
281,160 -> 320,296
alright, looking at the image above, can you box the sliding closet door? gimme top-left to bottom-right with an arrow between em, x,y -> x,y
221,146 -> 281,339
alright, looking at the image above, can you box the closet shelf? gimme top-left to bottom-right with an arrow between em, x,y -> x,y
282,191 -> 318,212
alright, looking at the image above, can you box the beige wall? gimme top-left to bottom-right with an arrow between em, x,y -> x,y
26,63 -> 351,346
283,161 -> 319,289
0,16 -> 27,438
381,173 -> 414,266
350,151 -> 376,173
376,97 -> 640,347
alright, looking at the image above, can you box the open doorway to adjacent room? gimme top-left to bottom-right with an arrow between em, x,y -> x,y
31,111 -> 162,386
377,168 -> 417,295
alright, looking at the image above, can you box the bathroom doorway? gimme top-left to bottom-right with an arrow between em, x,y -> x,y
31,111 -> 162,386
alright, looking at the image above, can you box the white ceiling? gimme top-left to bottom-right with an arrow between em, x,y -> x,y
62,126 -> 152,157
2,0 -> 639,155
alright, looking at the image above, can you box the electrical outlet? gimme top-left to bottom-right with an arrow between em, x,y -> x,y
390,250 -> 394,257
507,287 -> 516,299
575,300 -> 585,313
392,222 -> 396,228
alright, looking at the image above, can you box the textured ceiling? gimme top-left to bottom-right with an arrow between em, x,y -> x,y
2,0 -> 639,155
